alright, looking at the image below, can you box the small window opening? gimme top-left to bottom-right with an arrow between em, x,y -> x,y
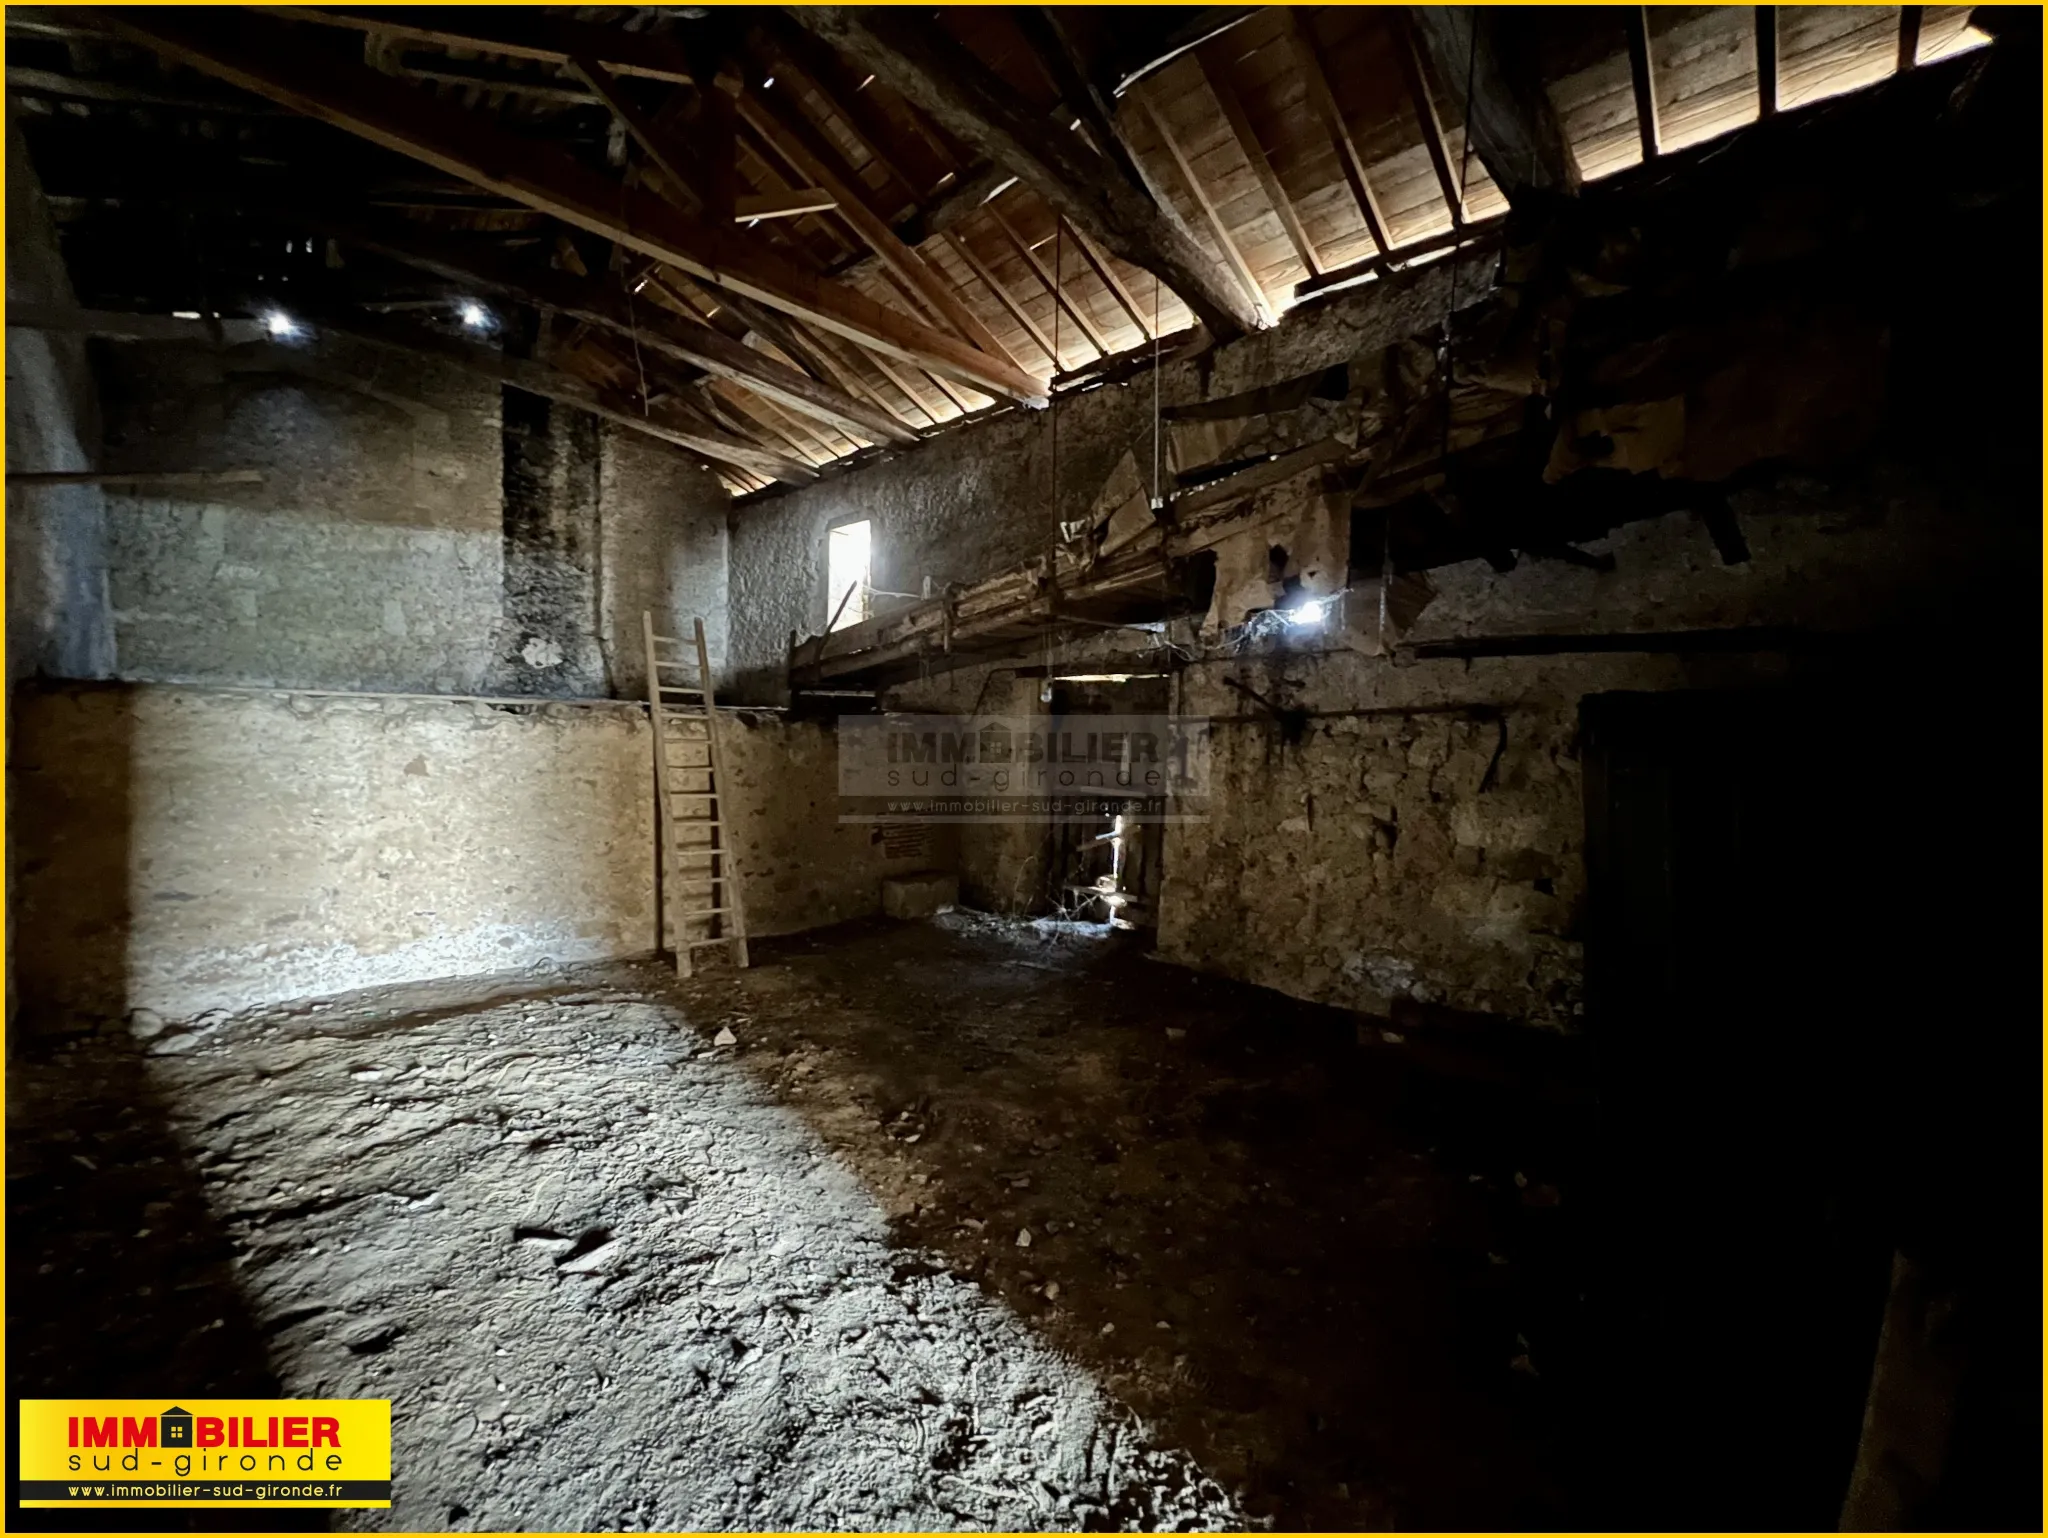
827,520 -> 872,631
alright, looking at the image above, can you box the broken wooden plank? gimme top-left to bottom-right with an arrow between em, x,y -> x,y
8,468 -> 265,488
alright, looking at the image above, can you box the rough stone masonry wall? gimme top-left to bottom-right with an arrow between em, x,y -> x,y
723,253 -> 1495,703
93,345 -> 731,698
10,685 -> 936,1026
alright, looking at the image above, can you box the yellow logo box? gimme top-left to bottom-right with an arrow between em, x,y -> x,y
17,1399 -> 391,1508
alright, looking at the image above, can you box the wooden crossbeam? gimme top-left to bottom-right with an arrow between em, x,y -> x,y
1756,7 -> 1780,117
96,7 -> 1047,406
940,229 -> 1062,373
1897,5 -> 1923,72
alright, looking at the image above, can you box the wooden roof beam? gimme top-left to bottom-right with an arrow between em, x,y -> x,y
987,206 -> 1111,359
96,7 -> 1046,405
1283,8 -> 1393,257
796,6 -> 1263,339
322,217 -> 919,446
1623,6 -> 1662,161
1405,7 -> 1580,202
1065,220 -> 1155,340
734,79 -> 1038,381
1131,87 -> 1274,325
273,6 -> 699,86
1198,45 -> 1323,279
1756,7 -> 1780,116
939,229 -> 1062,373
1392,13 -> 1466,225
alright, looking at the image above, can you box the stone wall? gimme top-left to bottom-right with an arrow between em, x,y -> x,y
10,684 -> 947,1025
94,345 -> 731,698
723,254 -> 1495,701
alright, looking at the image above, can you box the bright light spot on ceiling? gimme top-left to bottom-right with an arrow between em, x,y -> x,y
263,310 -> 299,339
1283,597 -> 1331,628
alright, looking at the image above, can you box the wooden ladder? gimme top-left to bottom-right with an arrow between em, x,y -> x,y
642,613 -> 750,977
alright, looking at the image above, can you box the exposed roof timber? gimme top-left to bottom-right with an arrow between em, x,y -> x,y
733,82 -> 1036,378
1756,7 -> 1780,116
986,206 -> 1110,358
1065,219 -> 1154,339
5,64 -> 287,114
1623,5 -> 1662,160
795,6 -> 1263,339
96,7 -> 1046,405
1897,5 -> 1924,72
752,16 -> 931,205
1407,7 -> 1581,202
1282,8 -> 1393,257
320,217 -> 919,446
1131,86 -> 1275,324
270,5 -> 698,86
1391,12 -> 1467,224
324,310 -> 818,482
568,56 -> 708,213
829,159 -> 1016,284
737,188 -> 836,221
1110,6 -> 1262,97
1198,46 -> 1323,278
940,229 -> 1063,372
8,305 -> 265,343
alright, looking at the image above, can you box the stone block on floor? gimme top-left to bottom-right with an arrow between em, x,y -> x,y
882,870 -> 959,919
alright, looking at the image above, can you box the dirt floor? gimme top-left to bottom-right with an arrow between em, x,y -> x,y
9,912 -> 1588,1531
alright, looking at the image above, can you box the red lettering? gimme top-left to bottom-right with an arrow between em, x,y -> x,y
197,1417 -> 225,1449
227,1416 -> 238,1448
267,1416 -> 279,1448
81,1419 -> 118,1449
311,1417 -> 341,1448
67,1417 -> 77,1448
284,1417 -> 309,1448
121,1418 -> 157,1448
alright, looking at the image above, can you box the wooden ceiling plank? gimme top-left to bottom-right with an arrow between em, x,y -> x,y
987,205 -> 1111,358
1623,5 -> 1662,160
272,5 -> 698,86
942,227 -> 1062,372
734,83 -> 1039,381
1404,7 -> 1580,202
1282,8 -> 1393,257
97,7 -> 1047,404
756,17 -> 934,204
1197,45 -> 1323,279
1064,220 -> 1155,340
795,6 -> 1261,339
1131,86 -> 1274,326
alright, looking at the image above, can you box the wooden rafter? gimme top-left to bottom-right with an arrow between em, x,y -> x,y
1623,6 -> 1661,160
1198,46 -> 1323,279
987,206 -> 1110,358
326,217 -> 918,446
1282,8 -> 1393,258
95,7 -> 1047,405
796,6 -> 1262,338
1392,12 -> 1466,225
940,229 -> 1063,373
1064,221 -> 1154,341
325,310 -> 818,483
734,82 -> 1037,380
1131,86 -> 1274,326
274,5 -> 698,86
754,17 -> 934,205
1405,7 -> 1580,202
1756,7 -> 1779,117
1896,6 -> 1924,72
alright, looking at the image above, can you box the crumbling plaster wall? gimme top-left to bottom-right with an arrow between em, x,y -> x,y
724,254 -> 1497,703
11,684 -> 940,1025
94,346 -> 732,698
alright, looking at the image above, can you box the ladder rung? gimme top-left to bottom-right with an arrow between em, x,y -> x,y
672,818 -> 724,828
652,658 -> 696,670
658,685 -> 704,695
678,906 -> 734,918
687,936 -> 742,948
